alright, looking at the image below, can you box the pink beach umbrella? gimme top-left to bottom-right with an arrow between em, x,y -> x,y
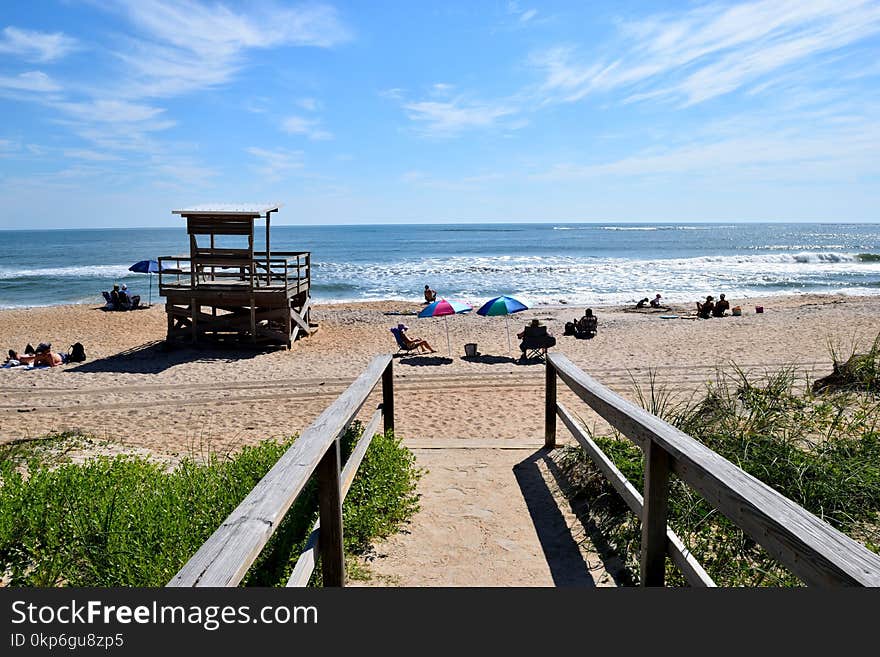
418,298 -> 472,355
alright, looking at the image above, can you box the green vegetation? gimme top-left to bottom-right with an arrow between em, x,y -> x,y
0,423 -> 422,587
557,363 -> 880,587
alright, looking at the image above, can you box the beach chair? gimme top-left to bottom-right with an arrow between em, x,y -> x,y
390,327 -> 420,357
519,325 -> 556,361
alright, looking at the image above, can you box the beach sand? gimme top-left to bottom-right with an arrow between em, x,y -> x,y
1,294 -> 877,585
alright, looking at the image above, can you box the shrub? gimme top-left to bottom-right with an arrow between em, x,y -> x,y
0,423 -> 421,587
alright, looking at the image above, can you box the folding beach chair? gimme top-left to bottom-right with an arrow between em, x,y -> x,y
390,327 -> 420,357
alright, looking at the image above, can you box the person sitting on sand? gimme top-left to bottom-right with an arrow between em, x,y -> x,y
110,284 -> 121,309
650,294 -> 663,308
636,297 -> 650,308
424,285 -> 437,303
119,284 -> 131,309
396,324 -> 436,353
712,294 -> 730,317
696,295 -> 715,319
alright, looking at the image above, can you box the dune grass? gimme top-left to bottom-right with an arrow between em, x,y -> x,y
0,422 -> 422,587
557,361 -> 880,586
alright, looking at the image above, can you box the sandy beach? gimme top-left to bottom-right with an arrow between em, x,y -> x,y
1,294 -> 876,454
2,294 -> 878,585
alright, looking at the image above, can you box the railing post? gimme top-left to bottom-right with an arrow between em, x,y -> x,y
382,360 -> 394,435
640,441 -> 670,586
317,438 -> 345,587
545,358 -> 557,449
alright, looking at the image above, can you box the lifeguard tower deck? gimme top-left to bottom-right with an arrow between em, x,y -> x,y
158,205 -> 313,348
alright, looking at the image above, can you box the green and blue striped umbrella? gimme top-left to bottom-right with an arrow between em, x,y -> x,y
476,296 -> 529,353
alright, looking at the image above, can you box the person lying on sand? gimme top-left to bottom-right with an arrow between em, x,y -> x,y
16,342 -> 65,367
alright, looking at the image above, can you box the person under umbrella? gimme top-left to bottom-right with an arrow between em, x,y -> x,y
128,259 -> 159,307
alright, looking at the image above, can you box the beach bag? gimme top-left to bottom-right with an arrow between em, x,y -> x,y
732,306 -> 742,316
68,342 -> 86,362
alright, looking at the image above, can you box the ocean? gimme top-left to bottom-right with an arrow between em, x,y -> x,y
1,222 -> 880,309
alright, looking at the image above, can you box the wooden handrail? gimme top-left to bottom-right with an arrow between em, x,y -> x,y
168,354 -> 394,587
546,353 -> 880,587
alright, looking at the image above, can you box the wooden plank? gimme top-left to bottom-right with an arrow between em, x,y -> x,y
557,403 -> 715,587
317,438 -> 345,586
548,353 -> 880,586
382,361 -> 394,435
290,297 -> 311,333
640,441 -> 669,586
167,354 -> 393,587
544,359 -> 557,449
287,408 -> 384,587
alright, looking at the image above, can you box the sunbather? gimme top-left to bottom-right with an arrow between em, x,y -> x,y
395,324 -> 436,353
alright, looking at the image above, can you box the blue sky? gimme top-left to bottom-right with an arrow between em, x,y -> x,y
1,0 -> 879,228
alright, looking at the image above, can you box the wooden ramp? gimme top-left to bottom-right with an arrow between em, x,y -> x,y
350,441 -> 620,587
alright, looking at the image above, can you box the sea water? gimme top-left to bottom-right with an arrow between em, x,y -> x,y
1,222 -> 879,308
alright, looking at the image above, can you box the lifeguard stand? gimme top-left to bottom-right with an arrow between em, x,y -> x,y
158,204 -> 313,348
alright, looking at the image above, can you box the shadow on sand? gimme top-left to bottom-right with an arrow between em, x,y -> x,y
395,355 -> 454,367
460,354 -> 518,365
65,340 -> 276,375
514,448 -> 631,586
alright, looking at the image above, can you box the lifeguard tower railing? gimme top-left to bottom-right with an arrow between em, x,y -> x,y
157,251 -> 310,296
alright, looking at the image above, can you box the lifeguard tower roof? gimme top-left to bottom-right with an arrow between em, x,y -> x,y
172,204 -> 281,217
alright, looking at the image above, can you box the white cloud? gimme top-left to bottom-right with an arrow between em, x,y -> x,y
533,117 -> 880,183
297,97 -> 320,111
0,71 -> 61,93
110,0 -> 351,98
64,149 -> 123,161
53,99 -> 169,124
281,114 -> 333,140
507,2 -> 538,25
379,88 -> 404,100
247,146 -> 305,181
0,26 -> 78,62
403,98 -> 518,135
531,0 -> 880,107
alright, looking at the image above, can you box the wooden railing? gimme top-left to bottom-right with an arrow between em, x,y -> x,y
168,354 -> 394,587
545,353 -> 880,587
157,252 -> 310,293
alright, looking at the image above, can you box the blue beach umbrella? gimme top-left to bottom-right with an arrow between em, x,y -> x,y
128,259 -> 159,307
418,298 -> 472,355
476,295 -> 529,353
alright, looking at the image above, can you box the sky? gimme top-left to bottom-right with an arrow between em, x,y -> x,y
1,0 -> 879,229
